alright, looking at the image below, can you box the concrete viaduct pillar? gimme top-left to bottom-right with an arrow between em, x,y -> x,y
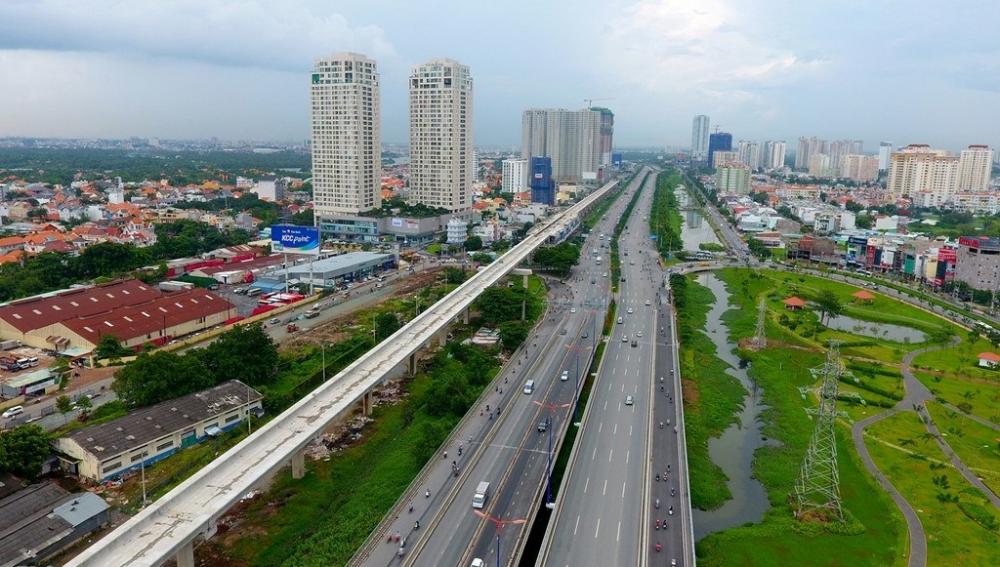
363,391 -> 373,416
176,542 -> 195,567
291,449 -> 306,479
409,353 -> 417,376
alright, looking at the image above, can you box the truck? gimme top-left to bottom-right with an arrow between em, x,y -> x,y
472,481 -> 490,509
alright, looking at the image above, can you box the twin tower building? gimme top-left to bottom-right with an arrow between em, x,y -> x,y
310,53 -> 474,226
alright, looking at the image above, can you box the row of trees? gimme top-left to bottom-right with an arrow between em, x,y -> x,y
651,171 -> 683,256
0,220 -> 251,301
533,243 -> 581,276
0,425 -> 51,479
112,324 -> 278,408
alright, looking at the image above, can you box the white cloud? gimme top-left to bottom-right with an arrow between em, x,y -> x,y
0,0 -> 395,71
603,0 -> 824,94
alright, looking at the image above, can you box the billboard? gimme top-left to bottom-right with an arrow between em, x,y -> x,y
271,225 -> 320,256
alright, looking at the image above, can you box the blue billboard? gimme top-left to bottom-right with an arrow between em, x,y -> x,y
271,225 -> 320,255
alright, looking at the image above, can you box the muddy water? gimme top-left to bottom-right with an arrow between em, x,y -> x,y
692,273 -> 773,539
675,187 -> 721,252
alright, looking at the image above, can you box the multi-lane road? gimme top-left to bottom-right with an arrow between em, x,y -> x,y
539,168 -> 694,566
355,169 -> 649,567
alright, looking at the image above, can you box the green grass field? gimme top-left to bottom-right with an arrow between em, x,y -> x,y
925,402 -> 1000,495
865,411 -> 999,565
913,370 -> 1000,425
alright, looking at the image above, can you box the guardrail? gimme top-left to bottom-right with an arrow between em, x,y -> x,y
68,178 -> 621,567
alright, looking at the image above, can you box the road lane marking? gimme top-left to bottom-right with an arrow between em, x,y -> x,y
617,521 -> 621,543
629,424 -> 633,436
618,401 -> 622,411
621,383 -> 624,393
584,476 -> 590,493
595,518 -> 601,539
626,449 -> 630,464
592,446 -> 597,461
599,421 -> 603,433
614,423 -> 618,435
604,400 -> 608,411
574,515 -> 580,536
608,448 -> 614,462
602,478 -> 608,495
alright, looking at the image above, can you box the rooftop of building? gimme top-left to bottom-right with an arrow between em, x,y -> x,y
65,380 -> 262,459
0,280 -> 161,334
0,482 -> 108,566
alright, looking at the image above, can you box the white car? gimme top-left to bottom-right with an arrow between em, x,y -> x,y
561,370 -> 569,381
627,307 -> 634,314
625,395 -> 634,406
637,331 -> 643,338
570,307 -> 577,313
645,299 -> 651,306
621,335 -> 628,342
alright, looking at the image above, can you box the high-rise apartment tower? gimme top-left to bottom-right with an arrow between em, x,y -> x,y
691,115 -> 710,161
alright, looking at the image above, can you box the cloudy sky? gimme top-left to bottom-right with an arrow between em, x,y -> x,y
1,0 -> 998,151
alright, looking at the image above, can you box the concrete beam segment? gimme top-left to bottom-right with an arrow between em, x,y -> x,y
175,542 -> 194,567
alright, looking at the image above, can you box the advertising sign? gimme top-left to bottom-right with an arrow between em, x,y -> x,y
271,225 -> 320,256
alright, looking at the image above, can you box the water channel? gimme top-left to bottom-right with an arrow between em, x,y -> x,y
825,314 -> 927,343
674,188 -> 772,539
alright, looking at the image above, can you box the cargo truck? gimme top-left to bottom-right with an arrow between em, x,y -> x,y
472,481 -> 490,509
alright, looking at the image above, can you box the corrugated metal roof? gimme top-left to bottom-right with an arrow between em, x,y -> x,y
0,280 -> 160,334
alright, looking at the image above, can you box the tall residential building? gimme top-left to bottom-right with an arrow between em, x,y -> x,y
886,144 -> 958,201
839,155 -> 879,182
795,136 -> 827,169
715,163 -> 751,194
763,141 -> 787,170
712,151 -> 739,169
593,107 -> 615,166
521,108 -> 603,182
690,115 -> 710,161
736,140 -> 762,170
957,145 -> 994,192
501,158 -> 528,193
310,52 -> 380,217
409,58 -> 474,212
707,132 -> 733,167
808,153 -> 832,177
878,142 -> 893,172
827,139 -> 864,170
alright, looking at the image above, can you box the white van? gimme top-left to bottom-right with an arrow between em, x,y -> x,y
473,481 -> 491,509
2,406 -> 24,419
522,380 -> 535,395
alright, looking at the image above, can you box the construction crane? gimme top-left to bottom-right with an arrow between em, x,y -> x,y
584,97 -> 615,108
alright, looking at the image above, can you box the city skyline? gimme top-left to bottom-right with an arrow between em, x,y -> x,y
1,1 -> 999,150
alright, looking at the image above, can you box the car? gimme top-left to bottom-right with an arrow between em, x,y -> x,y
2,406 -> 24,419
631,340 -> 638,347
621,277 -> 626,282
645,299 -> 651,306
472,559 -> 486,567
570,307 -> 577,313
627,307 -> 634,314
537,420 -> 548,433
617,316 -> 623,324
561,370 -> 569,381
637,331 -> 643,338
625,395 -> 634,406
591,279 -> 596,284
560,328 -> 567,335
621,335 -> 628,342
582,330 -> 589,339
268,318 -> 280,325
603,272 -> 608,277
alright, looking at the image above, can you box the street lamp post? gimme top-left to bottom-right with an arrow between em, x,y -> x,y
473,510 -> 527,567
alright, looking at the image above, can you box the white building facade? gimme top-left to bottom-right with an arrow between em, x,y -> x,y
957,145 -> 994,192
409,58 -> 474,213
310,53 -> 381,216
691,115 -> 710,161
501,158 -> 528,194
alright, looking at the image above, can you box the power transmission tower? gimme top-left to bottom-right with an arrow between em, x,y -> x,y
794,341 -> 847,522
749,298 -> 767,350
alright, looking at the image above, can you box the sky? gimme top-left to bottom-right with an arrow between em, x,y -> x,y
1,0 -> 998,151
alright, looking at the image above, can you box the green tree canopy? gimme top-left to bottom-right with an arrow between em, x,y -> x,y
0,425 -> 52,479
374,312 -> 402,342
94,335 -> 131,359
197,324 -> 278,387
464,235 -> 483,251
113,351 -> 213,408
815,289 -> 844,325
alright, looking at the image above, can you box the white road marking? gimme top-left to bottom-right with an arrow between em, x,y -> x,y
608,449 -> 614,462
629,424 -> 633,436
608,382 -> 612,392
617,520 -> 621,542
626,449 -> 630,464
618,401 -> 622,411
584,476 -> 590,494
621,383 -> 624,393
602,478 -> 608,495
623,368 -> 628,378
604,400 -> 608,411
592,446 -> 597,461
574,515 -> 580,536
614,423 -> 618,435
598,421 -> 603,433
595,518 -> 601,539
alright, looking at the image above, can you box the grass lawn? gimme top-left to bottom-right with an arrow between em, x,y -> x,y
913,370 -> 1000,425
675,276 -> 745,509
925,401 -> 1000,495
912,336 -> 1000,382
865,411 -> 1000,565
691,268 -> 907,566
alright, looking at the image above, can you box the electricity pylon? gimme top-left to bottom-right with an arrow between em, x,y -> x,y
749,298 -> 767,350
794,341 -> 846,521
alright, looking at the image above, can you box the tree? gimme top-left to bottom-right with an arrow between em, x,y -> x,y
855,214 -> 873,229
0,425 -> 52,478
747,238 -> 771,259
94,335 -> 130,359
498,321 -> 529,349
198,324 -> 278,387
75,395 -> 93,417
374,312 -> 402,342
113,351 -> 213,408
470,252 -> 494,264
56,395 -> 74,424
815,289 -> 844,325
464,235 -> 483,251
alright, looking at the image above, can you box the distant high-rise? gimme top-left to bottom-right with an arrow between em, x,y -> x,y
690,115 -> 710,161
736,140 -> 762,170
522,108 -> 603,182
310,52 -> 380,217
839,155 -> 879,182
409,58 -> 474,212
957,145 -> 994,192
827,140 -> 863,171
763,141 -> 787,170
501,158 -> 528,193
593,107 -> 615,166
887,145 -> 957,202
878,142 -> 893,172
715,163 -> 751,194
530,156 -> 556,206
707,132 -> 733,167
795,136 -> 827,170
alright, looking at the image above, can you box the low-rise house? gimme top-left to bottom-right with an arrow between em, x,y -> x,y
54,380 -> 263,482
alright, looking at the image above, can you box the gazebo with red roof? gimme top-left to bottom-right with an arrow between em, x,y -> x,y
783,296 -> 806,310
977,352 -> 1000,368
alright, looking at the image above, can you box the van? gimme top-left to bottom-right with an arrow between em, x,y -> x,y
472,481 -> 491,509
617,316 -> 623,324
26,357 -> 38,368
522,380 -> 535,395
2,406 -> 24,419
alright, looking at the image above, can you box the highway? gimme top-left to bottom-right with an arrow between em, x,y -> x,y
354,169 -> 648,567
66,178 -> 621,567
539,167 -> 694,567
